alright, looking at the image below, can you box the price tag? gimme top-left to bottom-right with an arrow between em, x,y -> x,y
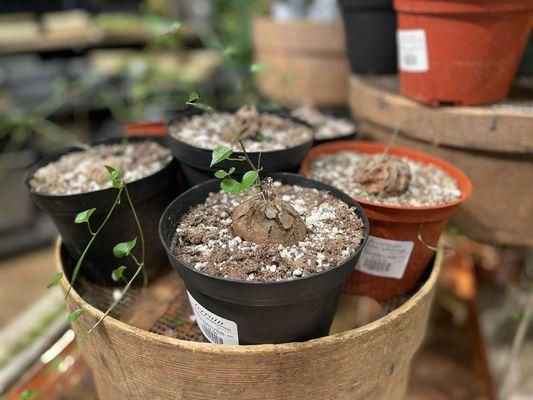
187,291 -> 239,345
397,29 -> 429,72
356,236 -> 414,279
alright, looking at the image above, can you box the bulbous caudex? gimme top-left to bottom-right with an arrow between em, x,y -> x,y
232,178 -> 306,247
354,153 -> 411,198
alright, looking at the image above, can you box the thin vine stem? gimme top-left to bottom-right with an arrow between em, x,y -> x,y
65,187 -> 123,299
85,262 -> 144,336
238,140 -> 265,197
124,185 -> 147,288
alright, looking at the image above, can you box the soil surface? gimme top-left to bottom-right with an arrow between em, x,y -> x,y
291,106 -> 356,140
172,182 -> 365,281
30,141 -> 172,195
169,112 -> 313,152
308,151 -> 461,207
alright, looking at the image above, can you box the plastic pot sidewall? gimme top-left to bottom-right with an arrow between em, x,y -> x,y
123,121 -> 167,137
339,0 -> 397,74
300,141 -> 471,300
26,137 -> 178,285
394,0 -> 533,105
158,173 -> 370,344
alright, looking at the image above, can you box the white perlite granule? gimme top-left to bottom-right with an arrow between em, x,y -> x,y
30,141 -> 172,195
169,112 -> 313,152
308,151 -> 462,207
173,184 -> 364,281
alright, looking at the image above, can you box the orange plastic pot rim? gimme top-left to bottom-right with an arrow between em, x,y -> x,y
300,140 -> 472,212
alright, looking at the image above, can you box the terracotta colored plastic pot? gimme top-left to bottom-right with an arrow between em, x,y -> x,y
301,141 -> 471,300
123,121 -> 167,137
394,0 -> 533,106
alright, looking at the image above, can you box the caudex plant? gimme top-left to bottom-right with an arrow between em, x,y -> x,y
354,127 -> 411,198
187,92 -> 306,247
46,165 -> 146,336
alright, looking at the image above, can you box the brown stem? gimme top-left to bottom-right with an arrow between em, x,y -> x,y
238,140 -> 266,197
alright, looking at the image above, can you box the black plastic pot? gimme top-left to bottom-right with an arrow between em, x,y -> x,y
338,0 -> 397,74
27,136 -> 178,285
167,111 -> 314,187
159,173 -> 369,345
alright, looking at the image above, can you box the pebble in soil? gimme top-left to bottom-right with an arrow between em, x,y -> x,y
169,111 -> 313,152
308,151 -> 461,207
29,141 -> 172,196
291,105 -> 356,140
172,182 -> 365,282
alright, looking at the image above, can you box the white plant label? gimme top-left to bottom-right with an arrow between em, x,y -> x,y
397,29 -> 429,72
187,291 -> 239,345
356,236 -> 414,279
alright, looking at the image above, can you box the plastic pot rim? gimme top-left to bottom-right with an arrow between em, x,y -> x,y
394,0 -> 533,14
25,136 -> 174,206
300,140 -> 472,212
166,108 -> 315,167
158,172 -> 370,288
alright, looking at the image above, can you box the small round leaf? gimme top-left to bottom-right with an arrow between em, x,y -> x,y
67,308 -> 86,322
46,272 -> 64,289
220,178 -> 241,194
112,266 -> 127,281
75,208 -> 96,224
240,170 -> 259,190
113,238 -> 137,258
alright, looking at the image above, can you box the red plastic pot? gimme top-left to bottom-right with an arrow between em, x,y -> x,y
123,121 -> 167,137
394,0 -> 533,106
301,141 -> 472,300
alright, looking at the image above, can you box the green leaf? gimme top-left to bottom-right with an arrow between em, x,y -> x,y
112,266 -> 127,281
211,146 -> 233,167
188,91 -> 199,103
446,226 -> 460,235
223,46 -> 235,57
171,21 -> 183,31
240,171 -> 259,190
170,316 -> 187,328
214,167 -> 235,179
75,208 -> 96,224
113,238 -> 137,258
105,165 -> 119,181
214,170 -> 228,179
19,390 -> 39,400
250,63 -> 267,73
112,179 -> 123,189
513,311 -> 524,321
220,178 -> 241,194
46,272 -> 64,289
67,308 -> 85,322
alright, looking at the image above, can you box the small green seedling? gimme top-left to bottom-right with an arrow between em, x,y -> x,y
211,145 -> 261,195
48,164 -> 147,337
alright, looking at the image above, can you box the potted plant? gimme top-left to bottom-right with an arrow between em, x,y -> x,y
301,140 -> 471,300
290,103 -> 357,145
167,95 -> 314,186
26,136 -> 178,285
159,121 -> 369,344
394,0 -> 533,105
338,0 -> 397,74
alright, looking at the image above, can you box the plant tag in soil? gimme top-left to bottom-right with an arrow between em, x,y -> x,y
355,236 -> 414,280
397,29 -> 429,73
187,291 -> 239,345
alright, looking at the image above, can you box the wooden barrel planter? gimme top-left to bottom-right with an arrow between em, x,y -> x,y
57,240 -> 441,400
349,75 -> 533,246
252,17 -> 350,107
